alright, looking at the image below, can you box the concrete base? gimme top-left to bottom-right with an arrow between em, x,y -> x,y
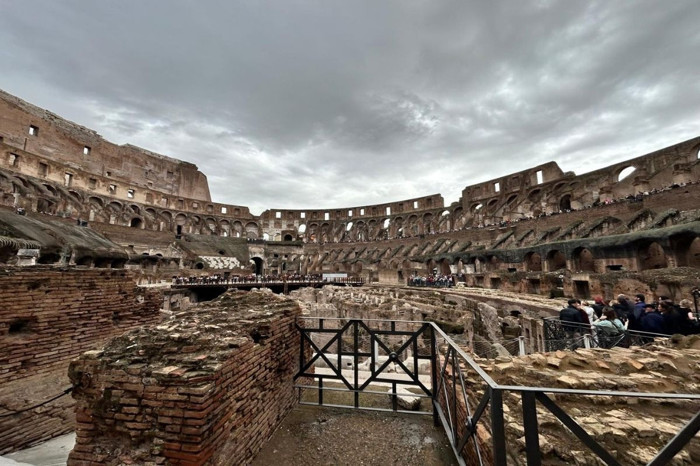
2,433 -> 75,466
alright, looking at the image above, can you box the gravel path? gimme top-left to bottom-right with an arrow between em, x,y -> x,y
252,405 -> 458,466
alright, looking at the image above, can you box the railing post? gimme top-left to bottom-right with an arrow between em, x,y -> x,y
583,334 -> 591,349
490,387 -> 507,466
522,391 -> 541,466
518,336 -> 526,356
431,326 -> 440,427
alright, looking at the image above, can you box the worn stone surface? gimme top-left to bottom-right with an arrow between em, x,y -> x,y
467,338 -> 700,465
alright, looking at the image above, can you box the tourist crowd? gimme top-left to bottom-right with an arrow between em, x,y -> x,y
559,291 -> 700,340
407,273 -> 456,288
171,273 -> 330,286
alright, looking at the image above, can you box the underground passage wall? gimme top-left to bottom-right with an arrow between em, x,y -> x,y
68,290 -> 304,465
0,267 -> 162,453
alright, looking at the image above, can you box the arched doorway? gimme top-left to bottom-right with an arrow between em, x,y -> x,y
573,247 -> 595,272
638,242 -> 668,270
251,257 -> 264,275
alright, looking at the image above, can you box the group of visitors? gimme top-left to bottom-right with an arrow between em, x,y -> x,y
172,273 -> 328,286
559,292 -> 700,345
407,274 -> 456,288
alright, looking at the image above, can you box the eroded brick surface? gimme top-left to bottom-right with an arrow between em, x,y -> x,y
68,290 -> 303,466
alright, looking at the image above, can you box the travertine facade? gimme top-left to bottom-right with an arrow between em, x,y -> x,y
0,90 -> 698,302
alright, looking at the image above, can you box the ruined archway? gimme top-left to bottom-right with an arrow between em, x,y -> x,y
525,252 -> 542,272
572,247 -> 595,272
251,257 -> 264,275
638,241 -> 668,270
546,250 -> 567,271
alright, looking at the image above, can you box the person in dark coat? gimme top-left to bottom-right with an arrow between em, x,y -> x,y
639,303 -> 666,335
591,296 -> 606,320
560,299 -> 584,336
659,300 -> 684,335
615,294 -> 635,324
629,294 -> 646,330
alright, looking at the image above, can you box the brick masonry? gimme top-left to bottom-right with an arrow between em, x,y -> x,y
0,266 -> 162,453
67,290 -> 303,466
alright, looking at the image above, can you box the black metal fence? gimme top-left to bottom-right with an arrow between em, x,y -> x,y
295,317 -> 700,465
542,317 -> 670,352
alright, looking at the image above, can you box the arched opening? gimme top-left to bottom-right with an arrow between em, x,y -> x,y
439,259 -> 451,276
251,257 -> 264,275
546,250 -> 567,270
573,247 -> 595,272
617,166 -> 636,182
298,224 -> 307,234
559,194 -> 572,211
638,242 -> 668,270
670,234 -> 700,268
245,222 -> 259,239
524,252 -> 542,272
130,218 -> 143,228
37,198 -> 56,214
283,234 -> 294,241
527,189 -> 542,202
687,237 -> 700,268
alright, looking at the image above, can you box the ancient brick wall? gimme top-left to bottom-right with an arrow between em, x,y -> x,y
0,92 -> 211,202
68,290 -> 302,465
0,267 -> 162,453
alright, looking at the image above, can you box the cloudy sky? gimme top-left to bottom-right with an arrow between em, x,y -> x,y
1,1 -> 699,215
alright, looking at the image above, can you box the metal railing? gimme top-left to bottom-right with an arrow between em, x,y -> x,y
542,317 -> 670,352
295,317 -> 700,465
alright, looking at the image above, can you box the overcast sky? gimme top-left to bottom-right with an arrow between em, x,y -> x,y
1,1 -> 699,215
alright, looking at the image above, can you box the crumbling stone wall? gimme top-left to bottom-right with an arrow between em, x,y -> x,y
68,290 -> 303,465
0,267 -> 162,453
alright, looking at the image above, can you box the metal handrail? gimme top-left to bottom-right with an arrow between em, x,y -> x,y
295,317 -> 700,465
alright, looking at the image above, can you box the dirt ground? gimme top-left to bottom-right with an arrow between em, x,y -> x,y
252,405 -> 458,466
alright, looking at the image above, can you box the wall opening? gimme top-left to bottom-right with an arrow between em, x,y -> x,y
617,166 -> 636,182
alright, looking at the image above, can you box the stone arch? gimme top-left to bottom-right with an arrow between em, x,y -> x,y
552,182 -> 567,194
438,258 -> 451,275
426,259 -> 437,275
42,183 -> 58,196
232,221 -> 244,238
559,194 -> 572,211
670,234 -> 700,268
572,247 -> 595,272
37,198 -> 57,214
245,222 -> 259,239
130,217 -> 143,229
88,196 -> 104,208
524,252 -> 542,272
546,249 -> 567,271
219,219 -> 231,236
68,190 -> 83,202
616,166 -> 636,182
422,212 -> 433,234
638,241 -> 668,270
527,189 -> 542,203
205,217 -> 217,234
486,254 -> 501,272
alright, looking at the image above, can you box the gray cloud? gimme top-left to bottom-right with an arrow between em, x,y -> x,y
1,0 -> 699,214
